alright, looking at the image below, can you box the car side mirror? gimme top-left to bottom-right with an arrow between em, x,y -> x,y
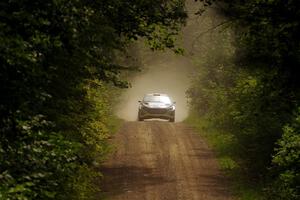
173,101 -> 176,104
138,100 -> 142,103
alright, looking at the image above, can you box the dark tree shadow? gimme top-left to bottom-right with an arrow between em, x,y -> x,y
98,164 -> 173,198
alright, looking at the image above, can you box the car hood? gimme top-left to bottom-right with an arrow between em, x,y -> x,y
143,102 -> 172,109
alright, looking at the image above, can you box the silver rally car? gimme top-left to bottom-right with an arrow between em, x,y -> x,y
138,93 -> 175,122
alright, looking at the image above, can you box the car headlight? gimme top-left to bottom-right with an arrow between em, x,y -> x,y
139,102 -> 148,109
168,105 -> 175,111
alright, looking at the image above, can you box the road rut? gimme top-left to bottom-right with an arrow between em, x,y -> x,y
101,121 -> 233,200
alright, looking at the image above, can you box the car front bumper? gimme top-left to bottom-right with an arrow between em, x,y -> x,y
138,107 -> 175,120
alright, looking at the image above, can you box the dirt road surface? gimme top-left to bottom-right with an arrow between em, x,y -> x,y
100,121 -> 233,200
102,1 -> 234,199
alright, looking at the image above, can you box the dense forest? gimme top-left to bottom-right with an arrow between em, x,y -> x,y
188,0 -> 300,199
0,0 -> 186,199
1,0 -> 299,199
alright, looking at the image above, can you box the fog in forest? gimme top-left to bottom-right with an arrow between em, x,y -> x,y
115,0 -> 227,122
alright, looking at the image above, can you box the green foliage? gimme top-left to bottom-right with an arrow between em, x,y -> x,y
189,0 -> 300,198
0,115 -> 81,199
226,70 -> 295,175
0,0 -> 186,199
185,114 -> 264,200
267,110 -> 300,200
0,81 -> 115,200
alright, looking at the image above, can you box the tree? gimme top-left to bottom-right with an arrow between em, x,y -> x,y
0,0 -> 187,199
189,0 -> 300,198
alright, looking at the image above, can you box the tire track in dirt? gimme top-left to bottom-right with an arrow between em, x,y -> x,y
100,121 -> 234,200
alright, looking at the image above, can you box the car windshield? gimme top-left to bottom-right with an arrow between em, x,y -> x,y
143,95 -> 171,104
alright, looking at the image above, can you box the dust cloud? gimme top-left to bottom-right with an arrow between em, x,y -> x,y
115,0 -> 224,122
115,50 -> 195,122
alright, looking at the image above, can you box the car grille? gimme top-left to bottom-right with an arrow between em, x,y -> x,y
143,107 -> 167,114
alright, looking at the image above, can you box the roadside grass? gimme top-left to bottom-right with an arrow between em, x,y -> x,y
108,114 -> 125,137
184,114 -> 264,200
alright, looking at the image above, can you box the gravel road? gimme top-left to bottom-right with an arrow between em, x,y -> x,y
100,121 -> 233,200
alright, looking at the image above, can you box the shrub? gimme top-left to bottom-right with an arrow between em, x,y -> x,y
267,109 -> 300,200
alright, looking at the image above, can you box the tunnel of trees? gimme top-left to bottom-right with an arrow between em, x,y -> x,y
0,0 -> 299,199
